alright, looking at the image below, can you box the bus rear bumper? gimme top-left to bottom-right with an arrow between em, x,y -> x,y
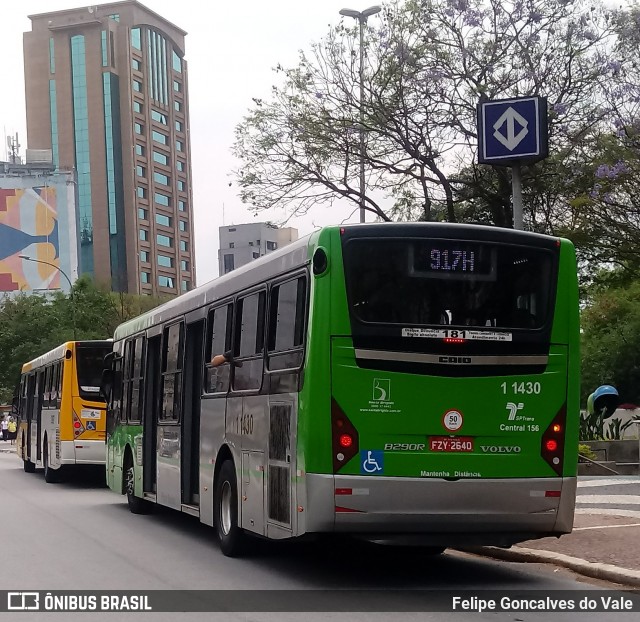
60,440 -> 106,466
304,474 -> 576,547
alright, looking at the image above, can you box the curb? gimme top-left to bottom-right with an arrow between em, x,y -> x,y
458,546 -> 640,588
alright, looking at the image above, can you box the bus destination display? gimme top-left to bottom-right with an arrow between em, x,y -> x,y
430,248 -> 475,273
413,241 -> 494,278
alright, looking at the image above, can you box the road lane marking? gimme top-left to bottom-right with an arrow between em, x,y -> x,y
578,479 -> 639,488
577,495 -> 640,505
576,508 -> 640,518
573,522 -> 640,531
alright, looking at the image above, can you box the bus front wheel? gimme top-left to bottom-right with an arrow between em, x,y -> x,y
125,455 -> 151,515
214,460 -> 246,557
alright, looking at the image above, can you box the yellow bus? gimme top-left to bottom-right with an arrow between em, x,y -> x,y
16,340 -> 113,482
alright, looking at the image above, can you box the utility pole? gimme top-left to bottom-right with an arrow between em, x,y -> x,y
339,6 -> 381,223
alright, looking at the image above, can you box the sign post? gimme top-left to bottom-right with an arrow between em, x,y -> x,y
511,164 -> 523,230
477,96 -> 548,230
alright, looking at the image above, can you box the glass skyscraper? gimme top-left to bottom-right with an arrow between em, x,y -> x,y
24,1 -> 195,295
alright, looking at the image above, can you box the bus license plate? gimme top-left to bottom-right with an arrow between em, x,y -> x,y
429,437 -> 474,452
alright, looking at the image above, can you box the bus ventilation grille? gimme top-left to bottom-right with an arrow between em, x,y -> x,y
268,404 -> 291,525
55,429 -> 60,460
268,466 -> 290,524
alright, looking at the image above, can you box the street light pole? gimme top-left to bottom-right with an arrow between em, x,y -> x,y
19,255 -> 77,340
339,5 -> 381,224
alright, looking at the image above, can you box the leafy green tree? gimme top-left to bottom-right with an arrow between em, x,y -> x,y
0,279 -> 168,403
554,2 -> 640,284
581,279 -> 640,405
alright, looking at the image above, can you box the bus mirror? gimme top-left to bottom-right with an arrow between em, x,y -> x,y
100,369 -> 113,402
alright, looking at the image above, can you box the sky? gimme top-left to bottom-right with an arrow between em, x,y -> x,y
0,0 -> 375,285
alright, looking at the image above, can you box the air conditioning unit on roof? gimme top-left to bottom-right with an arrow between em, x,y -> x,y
25,149 -> 53,165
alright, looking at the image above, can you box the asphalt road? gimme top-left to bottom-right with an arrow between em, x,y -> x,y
0,450 -> 637,622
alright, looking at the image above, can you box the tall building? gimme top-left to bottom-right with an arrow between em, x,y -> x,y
0,153 -> 78,294
24,0 -> 195,295
218,223 -> 298,275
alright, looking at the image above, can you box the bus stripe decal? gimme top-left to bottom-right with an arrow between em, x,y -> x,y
354,349 -> 548,366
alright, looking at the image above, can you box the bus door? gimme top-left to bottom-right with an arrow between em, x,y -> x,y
201,302 -> 233,525
143,334 -> 161,494
156,321 -> 184,510
181,318 -> 205,507
31,369 -> 44,462
24,374 -> 36,461
105,353 -> 122,491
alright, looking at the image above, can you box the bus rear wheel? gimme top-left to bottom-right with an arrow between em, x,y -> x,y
125,455 -> 151,515
214,460 -> 247,557
43,439 -> 60,483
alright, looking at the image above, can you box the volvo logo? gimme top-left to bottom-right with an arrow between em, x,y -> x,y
438,356 -> 472,364
480,445 -> 522,453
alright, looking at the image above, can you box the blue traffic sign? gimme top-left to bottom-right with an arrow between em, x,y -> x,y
477,96 -> 548,165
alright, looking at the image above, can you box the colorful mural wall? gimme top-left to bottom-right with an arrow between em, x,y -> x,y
0,173 -> 78,293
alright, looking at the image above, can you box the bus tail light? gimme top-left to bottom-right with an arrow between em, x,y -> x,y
541,405 -> 566,476
339,434 -> 354,448
332,398 -> 359,473
72,411 -> 85,438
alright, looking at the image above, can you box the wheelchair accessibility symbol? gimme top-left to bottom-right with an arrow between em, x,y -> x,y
86,421 -> 97,431
360,450 -> 384,475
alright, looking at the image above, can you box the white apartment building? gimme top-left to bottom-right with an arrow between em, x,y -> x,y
218,222 -> 298,275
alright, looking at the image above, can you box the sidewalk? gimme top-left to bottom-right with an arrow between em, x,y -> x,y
463,477 -> 640,587
0,439 -> 16,453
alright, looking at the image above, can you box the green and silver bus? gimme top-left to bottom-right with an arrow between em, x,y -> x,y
104,223 -> 579,556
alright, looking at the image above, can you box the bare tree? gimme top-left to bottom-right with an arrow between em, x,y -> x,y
233,0 -> 625,227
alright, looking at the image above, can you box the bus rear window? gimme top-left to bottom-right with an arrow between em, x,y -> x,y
343,239 -> 554,329
76,345 -> 112,400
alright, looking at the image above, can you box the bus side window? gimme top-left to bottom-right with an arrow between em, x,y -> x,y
122,339 -> 142,421
205,304 -> 233,394
25,374 -> 35,422
107,356 -> 123,434
47,365 -> 54,407
43,366 -> 52,409
112,357 -> 123,421
34,371 -> 44,418
161,322 -> 184,422
50,365 -> 57,406
57,362 -> 64,409
18,376 -> 26,419
130,336 -> 145,423
232,291 -> 265,392
267,276 -> 307,371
